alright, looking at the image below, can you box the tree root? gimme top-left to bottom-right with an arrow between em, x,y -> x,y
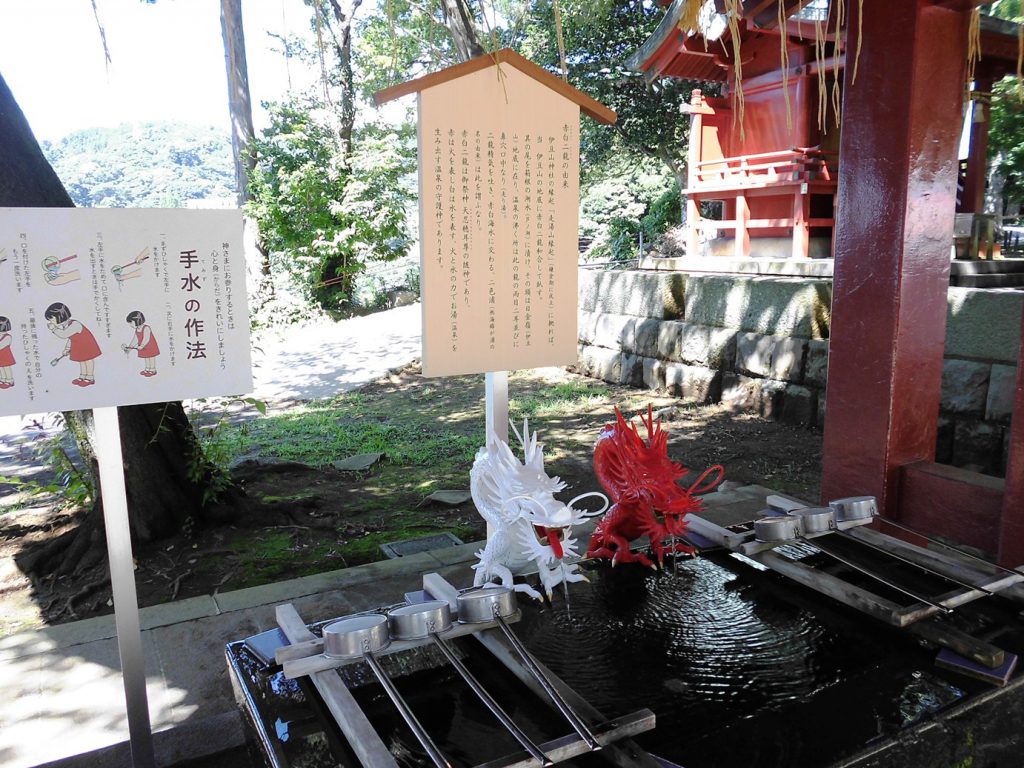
55,575 -> 110,621
169,569 -> 192,601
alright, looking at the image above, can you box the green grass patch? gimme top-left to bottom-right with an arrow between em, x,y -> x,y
200,392 -> 480,469
510,381 -> 611,419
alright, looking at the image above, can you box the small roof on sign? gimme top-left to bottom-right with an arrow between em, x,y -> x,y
373,48 -> 617,126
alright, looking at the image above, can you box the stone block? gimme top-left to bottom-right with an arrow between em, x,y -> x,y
722,372 -> 756,410
622,271 -> 686,319
633,318 -> 662,358
657,320 -> 684,360
805,339 -> 829,388
577,310 -> 599,345
780,385 -> 817,426
985,364 -> 1018,423
722,373 -> 784,416
578,269 -> 686,319
953,419 -> 1004,475
735,332 -> 773,377
643,357 -> 666,390
684,274 -> 831,338
665,363 -> 722,403
940,359 -> 990,416
592,313 -> 635,350
707,327 -> 738,369
620,353 -> 645,387
935,416 -> 954,465
758,379 -> 787,419
946,287 -> 1023,364
577,269 -> 603,313
678,324 -> 737,369
771,338 -> 807,382
577,344 -> 621,382
817,394 -> 826,429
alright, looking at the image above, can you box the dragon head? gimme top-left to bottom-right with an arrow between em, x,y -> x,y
594,405 -> 722,532
471,420 -> 595,559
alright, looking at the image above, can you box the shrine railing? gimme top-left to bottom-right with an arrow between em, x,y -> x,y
689,147 -> 835,193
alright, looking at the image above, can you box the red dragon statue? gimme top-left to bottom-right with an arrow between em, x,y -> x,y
587,405 -> 725,568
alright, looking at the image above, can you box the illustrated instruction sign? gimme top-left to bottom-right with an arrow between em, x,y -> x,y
417,63 -> 581,377
0,208 -> 252,416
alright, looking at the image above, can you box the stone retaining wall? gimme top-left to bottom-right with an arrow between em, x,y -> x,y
575,269 -> 1023,475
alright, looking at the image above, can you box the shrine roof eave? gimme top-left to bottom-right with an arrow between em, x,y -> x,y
626,0 -> 728,83
374,47 -> 617,125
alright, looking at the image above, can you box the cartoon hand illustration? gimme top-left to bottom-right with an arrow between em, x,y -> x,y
45,270 -> 81,286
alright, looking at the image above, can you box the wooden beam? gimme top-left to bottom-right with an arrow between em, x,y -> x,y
899,461 -> 1004,553
999,299 -> 1024,567
474,710 -> 656,768
281,611 -> 521,679
276,604 -> 399,768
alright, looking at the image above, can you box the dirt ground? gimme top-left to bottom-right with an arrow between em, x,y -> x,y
0,364 -> 822,636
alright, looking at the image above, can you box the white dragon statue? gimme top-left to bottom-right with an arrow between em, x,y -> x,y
469,420 -> 607,600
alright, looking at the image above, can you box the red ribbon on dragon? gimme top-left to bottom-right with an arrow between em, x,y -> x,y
587,405 -> 725,568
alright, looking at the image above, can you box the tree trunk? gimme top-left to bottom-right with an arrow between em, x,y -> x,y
220,0 -> 273,299
317,0 -> 364,154
0,71 -> 242,577
439,0 -> 485,62
220,0 -> 256,206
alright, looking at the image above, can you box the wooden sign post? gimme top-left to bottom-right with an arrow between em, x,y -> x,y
375,49 -> 616,447
0,208 -> 253,768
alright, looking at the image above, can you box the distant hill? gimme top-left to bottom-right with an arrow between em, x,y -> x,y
42,122 -> 236,208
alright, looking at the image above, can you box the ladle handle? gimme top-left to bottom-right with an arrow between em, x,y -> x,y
492,612 -> 602,751
362,652 -> 452,768
810,538 -> 953,614
834,530 -> 996,596
430,633 -> 553,767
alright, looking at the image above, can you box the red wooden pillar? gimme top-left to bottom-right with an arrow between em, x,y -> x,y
821,1 -> 969,514
961,74 -> 993,215
998,307 -> 1024,567
685,90 -> 706,257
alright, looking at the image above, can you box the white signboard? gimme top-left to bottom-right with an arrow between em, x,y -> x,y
0,208 -> 251,416
416,63 -> 582,377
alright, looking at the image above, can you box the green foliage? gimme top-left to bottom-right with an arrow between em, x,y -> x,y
189,397 -> 267,507
984,1 -> 1023,21
990,77 -> 1024,206
42,123 -> 234,207
355,0 -> 463,101
511,0 -> 695,180
0,426 -> 92,512
247,101 -> 415,314
581,155 -> 679,261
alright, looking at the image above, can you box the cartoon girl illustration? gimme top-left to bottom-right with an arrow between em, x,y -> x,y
0,317 -> 15,389
44,302 -> 102,387
121,310 -> 160,377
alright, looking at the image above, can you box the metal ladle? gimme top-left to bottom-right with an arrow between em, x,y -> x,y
457,587 -> 602,752
754,513 -> 953,614
388,600 -> 553,767
322,615 -> 452,768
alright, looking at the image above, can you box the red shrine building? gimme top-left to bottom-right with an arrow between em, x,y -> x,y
623,0 -> 1024,569
629,0 -> 1023,261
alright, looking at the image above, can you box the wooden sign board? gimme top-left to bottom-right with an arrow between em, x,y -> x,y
0,208 -> 251,416
377,51 -> 615,378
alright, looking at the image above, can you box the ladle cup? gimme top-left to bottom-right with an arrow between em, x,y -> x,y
323,615 -> 452,768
